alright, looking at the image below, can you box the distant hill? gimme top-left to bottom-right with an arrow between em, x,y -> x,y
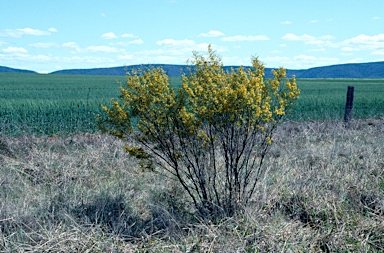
49,64 -> 309,78
0,66 -> 37,74
50,64 -> 190,77
49,61 -> 384,78
2,61 -> 384,78
295,61 -> 384,78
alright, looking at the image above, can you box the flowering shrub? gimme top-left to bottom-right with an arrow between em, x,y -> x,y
98,46 -> 300,218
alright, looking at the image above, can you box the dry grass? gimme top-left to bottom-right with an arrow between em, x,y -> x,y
1,118 -> 383,252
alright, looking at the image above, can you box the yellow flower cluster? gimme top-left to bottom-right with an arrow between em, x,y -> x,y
121,68 -> 178,136
99,45 -> 300,148
181,46 -> 300,129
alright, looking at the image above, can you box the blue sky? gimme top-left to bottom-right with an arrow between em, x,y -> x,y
1,0 -> 384,73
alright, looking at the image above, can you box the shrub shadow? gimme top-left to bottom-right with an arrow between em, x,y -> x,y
48,190 -> 194,240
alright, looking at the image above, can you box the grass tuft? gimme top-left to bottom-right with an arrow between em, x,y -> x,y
1,118 -> 383,252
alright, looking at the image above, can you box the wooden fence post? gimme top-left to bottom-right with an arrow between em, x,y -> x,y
344,86 -> 354,124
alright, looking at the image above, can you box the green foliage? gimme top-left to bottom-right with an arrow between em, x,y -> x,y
98,46 -> 300,218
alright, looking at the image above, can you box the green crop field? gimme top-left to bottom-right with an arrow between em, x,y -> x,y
288,78 -> 384,121
0,72 -> 383,136
0,73 -> 122,135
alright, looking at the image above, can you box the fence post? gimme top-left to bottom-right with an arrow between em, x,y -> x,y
344,86 -> 354,124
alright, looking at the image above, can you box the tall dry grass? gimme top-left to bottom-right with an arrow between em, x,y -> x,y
0,118 -> 383,252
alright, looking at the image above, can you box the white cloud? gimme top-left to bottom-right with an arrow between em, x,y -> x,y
85,45 -> 121,53
137,49 -> 167,55
16,28 -> 50,36
31,54 -> 52,61
0,51 -> 52,62
118,55 -> 133,60
117,50 -> 186,65
2,46 -> 28,53
111,39 -> 144,46
221,56 -> 249,66
343,58 -> 364,64
48,28 -> 58,33
282,33 -> 334,47
62,42 -> 79,48
101,32 -> 118,39
310,20 -> 319,23
156,39 -> 195,46
261,56 -> 290,64
0,28 -> 57,37
282,33 -> 384,58
340,34 -> 384,51
196,43 -> 223,52
282,33 -> 315,42
130,39 -> 144,44
293,55 -> 317,61
296,55 -> 339,66
114,43 -> 223,66
372,16 -> 381,20
281,21 -> 292,25
319,35 -> 334,40
199,30 -> 224,37
341,47 -> 354,52
222,35 -> 270,42
61,42 -> 80,53
262,55 -> 339,69
154,55 -> 179,62
29,42 -> 59,48
121,33 -> 135,38
62,56 -> 115,64
154,41 -> 223,56
308,48 -> 326,52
